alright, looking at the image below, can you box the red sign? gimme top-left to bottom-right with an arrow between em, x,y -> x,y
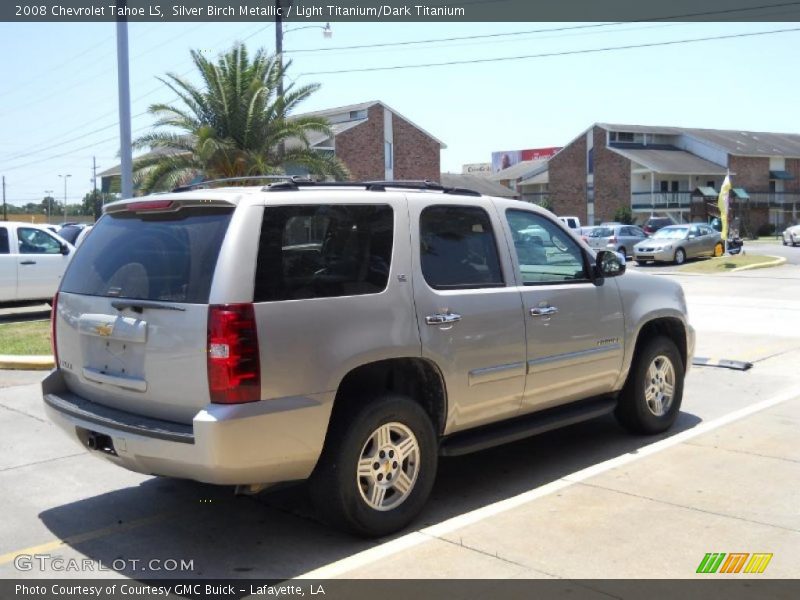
492,147 -> 561,173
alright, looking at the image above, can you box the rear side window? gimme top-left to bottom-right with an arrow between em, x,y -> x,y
60,207 -> 233,303
420,205 -> 504,289
0,228 -> 8,254
254,204 -> 393,302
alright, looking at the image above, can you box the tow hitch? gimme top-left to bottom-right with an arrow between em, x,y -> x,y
83,430 -> 117,456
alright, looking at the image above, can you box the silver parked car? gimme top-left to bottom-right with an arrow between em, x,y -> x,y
634,224 -> 723,265
585,224 -> 647,258
43,181 -> 694,537
782,223 -> 800,246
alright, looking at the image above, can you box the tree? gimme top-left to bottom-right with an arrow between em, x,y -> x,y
613,205 -> 634,224
133,44 -> 349,193
81,191 -> 116,219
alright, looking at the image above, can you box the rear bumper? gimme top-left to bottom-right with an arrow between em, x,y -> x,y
42,370 -> 334,486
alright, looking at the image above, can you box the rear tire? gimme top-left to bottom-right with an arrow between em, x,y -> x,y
673,248 -> 686,265
309,394 -> 437,537
615,336 -> 684,435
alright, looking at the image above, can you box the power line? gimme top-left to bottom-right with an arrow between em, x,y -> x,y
285,1 -> 800,54
299,26 -> 800,76
0,23 -> 273,165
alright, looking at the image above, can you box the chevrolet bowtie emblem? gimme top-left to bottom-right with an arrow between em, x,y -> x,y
95,323 -> 113,337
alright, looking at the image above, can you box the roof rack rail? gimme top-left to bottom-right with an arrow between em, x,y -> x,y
263,179 -> 482,196
171,175 -> 295,192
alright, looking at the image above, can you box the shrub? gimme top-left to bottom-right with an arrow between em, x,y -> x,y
756,222 -> 775,237
613,205 -> 634,224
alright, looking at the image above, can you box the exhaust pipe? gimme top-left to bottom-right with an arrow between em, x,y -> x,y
85,432 -> 116,456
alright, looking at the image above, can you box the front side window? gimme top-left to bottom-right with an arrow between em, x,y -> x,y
506,210 -> 588,284
17,228 -> 61,254
254,204 -> 393,302
420,205 -> 504,290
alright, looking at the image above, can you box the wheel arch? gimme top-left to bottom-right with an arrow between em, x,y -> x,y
328,357 -> 448,437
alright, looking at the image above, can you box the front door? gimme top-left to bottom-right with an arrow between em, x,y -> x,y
500,207 -> 625,413
15,226 -> 69,301
411,202 -> 526,433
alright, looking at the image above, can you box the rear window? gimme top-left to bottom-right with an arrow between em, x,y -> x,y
254,204 -> 393,302
60,207 -> 233,304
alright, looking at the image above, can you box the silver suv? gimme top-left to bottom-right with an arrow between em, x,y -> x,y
43,180 -> 694,537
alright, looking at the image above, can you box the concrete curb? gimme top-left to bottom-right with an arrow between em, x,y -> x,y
729,255 -> 787,272
0,355 -> 54,370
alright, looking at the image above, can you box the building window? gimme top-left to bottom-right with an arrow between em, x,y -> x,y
587,147 -> 594,174
349,110 -> 367,120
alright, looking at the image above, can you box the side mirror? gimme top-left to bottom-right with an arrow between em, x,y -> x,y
595,250 -> 625,278
60,243 -> 70,256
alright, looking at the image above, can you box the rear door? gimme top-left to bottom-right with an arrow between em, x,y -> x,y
15,226 -> 71,301
500,207 -> 625,413
411,201 -> 526,433
0,226 -> 16,301
55,202 -> 236,423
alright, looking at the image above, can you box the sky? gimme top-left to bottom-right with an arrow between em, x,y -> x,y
1,18 -> 800,207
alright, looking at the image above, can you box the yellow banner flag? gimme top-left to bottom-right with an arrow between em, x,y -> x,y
717,175 -> 732,239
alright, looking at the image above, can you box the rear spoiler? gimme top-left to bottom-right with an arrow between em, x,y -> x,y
104,198 -> 236,215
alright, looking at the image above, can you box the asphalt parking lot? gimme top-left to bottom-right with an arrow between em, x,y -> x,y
0,264 -> 798,582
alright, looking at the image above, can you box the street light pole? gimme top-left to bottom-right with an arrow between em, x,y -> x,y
59,174 -> 71,223
116,3 -> 133,198
44,190 -> 54,224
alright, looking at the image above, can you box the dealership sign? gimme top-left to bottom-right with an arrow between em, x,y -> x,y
492,147 -> 561,173
462,163 -> 493,177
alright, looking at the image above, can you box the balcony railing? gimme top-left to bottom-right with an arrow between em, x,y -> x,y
631,191 -> 692,210
632,191 -> 800,210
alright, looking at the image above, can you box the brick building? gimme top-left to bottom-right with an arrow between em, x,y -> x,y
99,100 -> 444,192
547,124 -> 800,233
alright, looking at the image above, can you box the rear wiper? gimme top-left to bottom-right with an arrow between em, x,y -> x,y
111,299 -> 186,313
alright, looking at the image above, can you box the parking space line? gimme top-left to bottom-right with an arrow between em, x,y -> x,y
0,511 -> 181,566
296,386 -> 800,580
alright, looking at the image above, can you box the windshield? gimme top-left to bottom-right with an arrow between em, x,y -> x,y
587,227 -> 613,238
652,226 -> 689,239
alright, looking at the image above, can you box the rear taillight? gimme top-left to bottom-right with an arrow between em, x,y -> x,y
50,292 -> 59,368
207,304 -> 260,404
609,236 -> 618,244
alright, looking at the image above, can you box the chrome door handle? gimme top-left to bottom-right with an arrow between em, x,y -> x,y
20,260 -> 37,265
530,306 -> 558,317
426,312 -> 462,325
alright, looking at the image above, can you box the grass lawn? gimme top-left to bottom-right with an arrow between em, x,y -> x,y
677,254 -> 779,274
0,320 -> 52,355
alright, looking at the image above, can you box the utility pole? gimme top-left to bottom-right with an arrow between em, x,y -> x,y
2,176 -> 6,221
275,0 -> 285,160
116,1 -> 133,198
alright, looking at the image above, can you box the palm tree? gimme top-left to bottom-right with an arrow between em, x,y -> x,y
133,44 -> 348,193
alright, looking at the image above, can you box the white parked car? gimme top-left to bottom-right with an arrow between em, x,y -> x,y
782,224 -> 800,246
0,222 -> 74,303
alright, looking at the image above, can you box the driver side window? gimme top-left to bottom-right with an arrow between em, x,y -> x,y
17,228 -> 61,254
505,210 -> 587,284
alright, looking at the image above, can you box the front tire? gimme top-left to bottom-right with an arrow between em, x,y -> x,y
673,248 -> 686,265
309,394 -> 437,537
615,336 -> 684,434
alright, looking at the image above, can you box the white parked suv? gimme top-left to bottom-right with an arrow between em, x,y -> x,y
43,180 -> 694,536
0,222 -> 73,304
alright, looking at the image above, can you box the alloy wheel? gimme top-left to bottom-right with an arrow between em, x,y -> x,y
644,355 -> 676,417
357,422 -> 420,511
